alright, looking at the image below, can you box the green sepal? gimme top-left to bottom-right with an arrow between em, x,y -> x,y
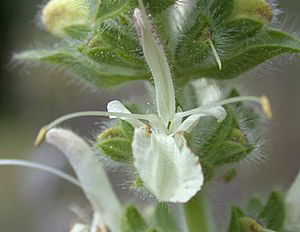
223,168 -> 237,183
95,0 -> 134,22
246,197 -> 264,218
81,22 -> 144,68
120,205 -> 150,232
95,120 -> 134,163
119,120 -> 135,140
204,0 -> 234,24
96,138 -> 133,163
258,191 -> 285,230
143,0 -> 176,15
239,217 -> 265,232
227,191 -> 285,232
176,19 -> 300,82
190,106 -> 256,179
188,89 -> 260,180
148,203 -> 180,232
228,208 -> 265,232
228,207 -> 245,232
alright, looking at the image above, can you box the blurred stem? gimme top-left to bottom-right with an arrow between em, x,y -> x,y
183,188 -> 213,232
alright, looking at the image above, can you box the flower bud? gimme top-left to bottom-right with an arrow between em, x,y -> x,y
284,170 -> 300,232
232,0 -> 273,23
41,0 -> 89,36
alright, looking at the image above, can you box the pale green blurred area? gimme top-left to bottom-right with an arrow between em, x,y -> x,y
0,0 -> 300,231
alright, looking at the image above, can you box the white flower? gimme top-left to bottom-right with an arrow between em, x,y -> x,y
46,128 -> 122,232
0,128 -> 121,232
34,1 -> 272,203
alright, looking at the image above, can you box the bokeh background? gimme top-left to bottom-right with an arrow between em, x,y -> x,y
0,0 -> 299,231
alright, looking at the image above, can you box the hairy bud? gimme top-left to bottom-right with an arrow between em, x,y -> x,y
232,0 -> 273,23
41,0 -> 88,36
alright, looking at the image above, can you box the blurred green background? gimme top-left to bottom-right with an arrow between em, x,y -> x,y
0,0 -> 299,231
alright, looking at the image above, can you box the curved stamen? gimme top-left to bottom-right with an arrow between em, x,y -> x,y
0,159 -> 81,187
208,39 -> 222,70
177,96 -> 272,118
35,111 -> 157,147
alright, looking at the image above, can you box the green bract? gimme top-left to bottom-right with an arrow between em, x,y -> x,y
15,0 -> 300,89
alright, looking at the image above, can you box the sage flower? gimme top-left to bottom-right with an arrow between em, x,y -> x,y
34,3 -> 272,203
0,128 -> 122,232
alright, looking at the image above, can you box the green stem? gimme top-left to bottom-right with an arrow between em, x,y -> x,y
183,189 -> 213,232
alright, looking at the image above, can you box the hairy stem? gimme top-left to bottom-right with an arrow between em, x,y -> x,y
183,189 -> 213,232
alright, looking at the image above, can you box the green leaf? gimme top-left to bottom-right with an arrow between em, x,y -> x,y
149,204 -> 180,232
15,49 -> 148,88
258,192 -> 285,230
121,205 -> 149,232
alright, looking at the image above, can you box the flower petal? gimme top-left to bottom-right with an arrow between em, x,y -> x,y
177,114 -> 204,133
132,127 -> 203,203
107,100 -> 144,128
70,223 -> 89,232
192,79 -> 227,122
46,128 -> 121,232
176,106 -> 226,133
192,79 -> 222,105
133,7 -> 176,123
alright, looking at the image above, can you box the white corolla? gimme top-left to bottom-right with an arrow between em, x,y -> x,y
34,3 -> 271,203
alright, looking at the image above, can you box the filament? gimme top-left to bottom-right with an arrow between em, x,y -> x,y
0,159 -> 81,187
177,96 -> 272,118
35,111 -> 157,146
208,39 -> 222,70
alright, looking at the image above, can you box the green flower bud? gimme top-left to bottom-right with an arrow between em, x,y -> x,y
232,0 -> 273,23
41,0 -> 89,36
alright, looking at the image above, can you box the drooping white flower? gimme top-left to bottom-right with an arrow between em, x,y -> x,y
46,128 -> 122,232
0,128 -> 121,232
34,1 -> 272,203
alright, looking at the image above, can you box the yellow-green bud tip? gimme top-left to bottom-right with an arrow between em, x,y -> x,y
34,127 -> 48,147
42,0 -> 88,36
232,0 -> 273,23
261,96 -> 272,119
